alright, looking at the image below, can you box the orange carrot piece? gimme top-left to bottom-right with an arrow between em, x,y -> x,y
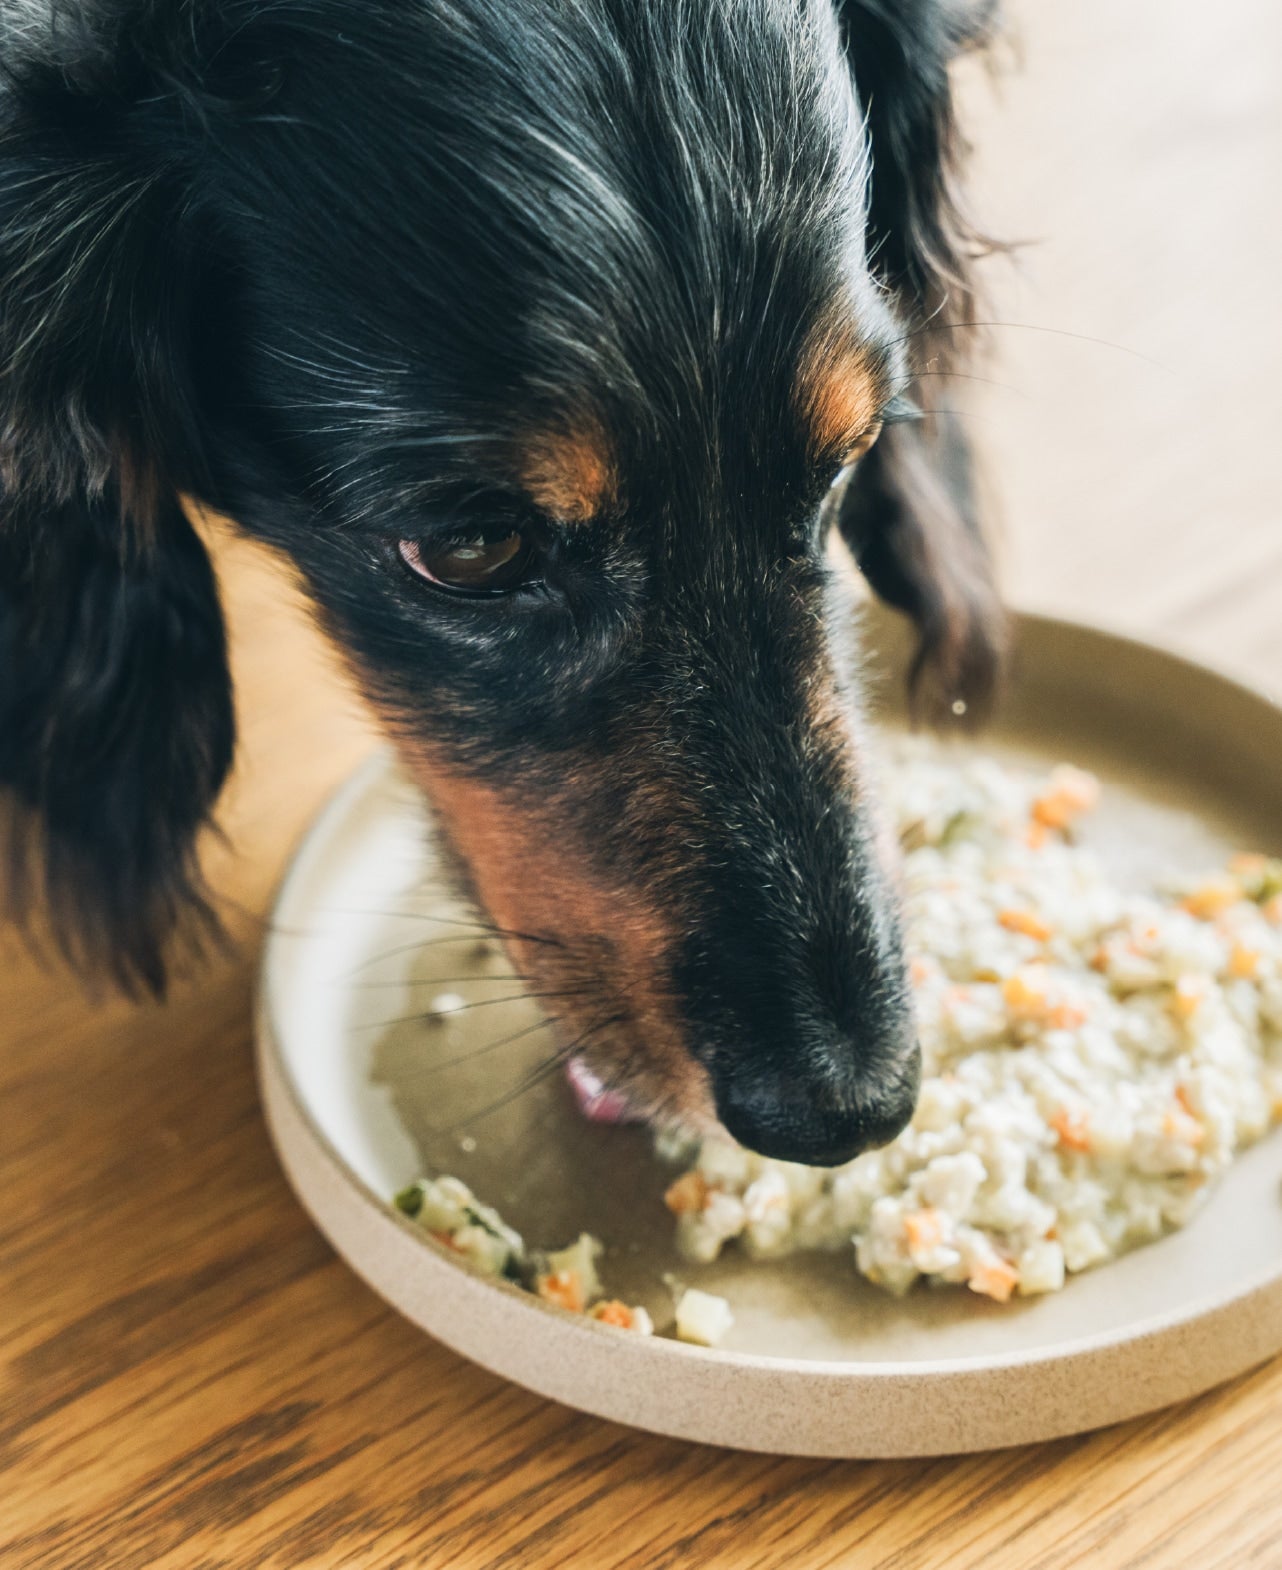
969,1260 -> 1019,1303
1004,972 -> 1048,1016
1051,1109 -> 1092,1153
999,908 -> 1053,942
1229,943 -> 1260,980
590,1300 -> 634,1329
1171,975 -> 1209,1019
1162,1107 -> 1205,1146
1031,767 -> 1100,831
903,1209 -> 945,1254
663,1171 -> 710,1215
1182,881 -> 1239,920
537,1270 -> 586,1314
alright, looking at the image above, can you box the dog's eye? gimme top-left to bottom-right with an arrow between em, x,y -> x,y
823,423 -> 884,510
830,424 -> 882,485
397,529 -> 538,596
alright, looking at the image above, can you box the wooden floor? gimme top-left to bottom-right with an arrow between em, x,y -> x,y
3,1 -> 1280,1565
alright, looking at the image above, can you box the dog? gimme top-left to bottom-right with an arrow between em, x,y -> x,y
0,0 -> 1005,1165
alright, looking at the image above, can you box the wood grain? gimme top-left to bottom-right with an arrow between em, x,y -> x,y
3,0 -> 1280,1564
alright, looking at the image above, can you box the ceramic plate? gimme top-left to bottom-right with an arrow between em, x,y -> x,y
257,610 -> 1282,1456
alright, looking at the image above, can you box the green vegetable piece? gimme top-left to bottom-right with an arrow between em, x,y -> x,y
1243,858 -> 1282,904
938,809 -> 979,847
393,1183 -> 424,1218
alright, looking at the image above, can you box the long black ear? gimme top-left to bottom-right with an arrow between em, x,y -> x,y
0,14 -> 235,995
833,0 -> 1008,720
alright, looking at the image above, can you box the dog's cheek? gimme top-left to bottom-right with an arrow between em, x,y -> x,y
396,737 -> 715,1120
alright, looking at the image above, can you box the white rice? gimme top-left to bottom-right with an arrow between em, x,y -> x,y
665,741 -> 1282,1301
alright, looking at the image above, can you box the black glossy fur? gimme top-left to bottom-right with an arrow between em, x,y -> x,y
0,0 -> 1004,1161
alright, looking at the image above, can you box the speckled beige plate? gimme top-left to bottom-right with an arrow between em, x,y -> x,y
257,609 -> 1282,1457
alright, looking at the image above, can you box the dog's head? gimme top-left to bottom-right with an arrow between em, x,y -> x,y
0,0 -> 1004,1163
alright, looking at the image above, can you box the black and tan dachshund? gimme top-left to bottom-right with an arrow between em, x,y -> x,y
0,0 -> 1005,1163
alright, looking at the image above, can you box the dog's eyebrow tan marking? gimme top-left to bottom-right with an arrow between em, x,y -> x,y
795,324 -> 890,464
519,422 -> 615,523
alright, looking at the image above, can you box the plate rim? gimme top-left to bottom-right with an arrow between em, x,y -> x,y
254,606 -> 1282,1449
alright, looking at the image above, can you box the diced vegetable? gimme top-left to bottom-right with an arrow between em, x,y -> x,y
1181,881 -> 1240,920
542,1234 -> 603,1305
1228,943 -> 1260,979
394,1183 -> 424,1218
1016,1241 -> 1065,1295
903,1209 -> 945,1254
589,1301 -> 654,1335
590,1299 -> 634,1329
1003,972 -> 1047,1015
1051,1109 -> 1092,1153
999,909 -> 1053,942
1171,974 -> 1210,1020
537,1270 -> 587,1313
968,1260 -> 1019,1303
664,1171 -> 710,1215
1233,856 -> 1282,904
1031,765 -> 1100,831
674,1288 -> 735,1347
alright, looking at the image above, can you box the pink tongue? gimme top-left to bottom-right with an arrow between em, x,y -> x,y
565,1056 -> 640,1124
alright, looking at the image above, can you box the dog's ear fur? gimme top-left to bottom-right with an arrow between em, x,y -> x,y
0,9 -> 235,995
833,0 -> 1008,719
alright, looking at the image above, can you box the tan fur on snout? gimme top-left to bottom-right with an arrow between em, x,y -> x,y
396,737 -> 716,1127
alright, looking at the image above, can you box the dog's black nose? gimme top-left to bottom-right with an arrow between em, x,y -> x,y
712,1047 -> 920,1167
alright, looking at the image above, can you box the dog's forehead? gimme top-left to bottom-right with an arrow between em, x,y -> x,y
237,0 -> 894,516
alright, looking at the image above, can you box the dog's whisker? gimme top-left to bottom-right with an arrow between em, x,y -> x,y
439,1012 -> 626,1136
401,1013 -> 561,1080
436,969 -> 656,1137
889,318 -> 1172,371
340,928 -> 561,984
256,913 -> 509,957
348,972 -> 530,991
359,987 -> 590,1032
323,907 -> 564,945
911,368 -> 1029,397
256,908 -> 491,939
394,961 -> 646,1092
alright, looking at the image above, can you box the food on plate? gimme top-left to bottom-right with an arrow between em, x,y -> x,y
673,1286 -> 736,1347
394,1174 -> 654,1334
393,742 -> 1281,1322
662,742 -> 1282,1300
